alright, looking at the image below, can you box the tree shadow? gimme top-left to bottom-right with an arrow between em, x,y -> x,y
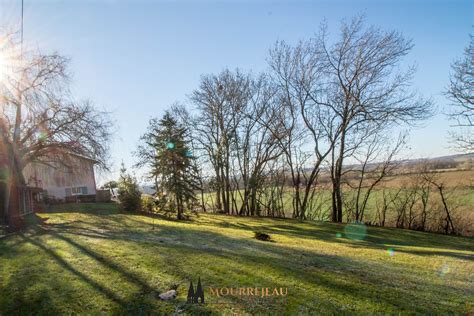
48,208 -> 474,262
45,214 -> 473,313
205,216 -> 474,257
11,225 -> 215,315
2,207 -> 472,314
21,234 -> 130,308
0,265 -> 68,315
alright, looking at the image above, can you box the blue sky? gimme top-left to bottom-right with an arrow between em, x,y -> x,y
0,0 -> 472,183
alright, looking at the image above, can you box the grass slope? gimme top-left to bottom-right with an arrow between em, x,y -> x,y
0,203 -> 473,315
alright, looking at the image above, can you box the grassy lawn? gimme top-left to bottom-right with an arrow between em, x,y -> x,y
0,203 -> 473,315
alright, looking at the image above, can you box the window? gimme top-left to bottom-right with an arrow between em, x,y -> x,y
66,186 -> 88,196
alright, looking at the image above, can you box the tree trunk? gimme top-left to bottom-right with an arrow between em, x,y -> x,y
331,170 -> 344,223
177,195 -> 184,220
2,137 -> 26,229
437,185 -> 455,234
331,120 -> 348,223
331,183 -> 337,222
2,179 -> 10,225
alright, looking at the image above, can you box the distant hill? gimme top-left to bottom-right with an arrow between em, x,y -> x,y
391,153 -> 474,174
339,153 -> 474,174
396,153 -> 474,167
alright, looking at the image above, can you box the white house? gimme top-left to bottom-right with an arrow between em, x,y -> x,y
23,154 -> 97,201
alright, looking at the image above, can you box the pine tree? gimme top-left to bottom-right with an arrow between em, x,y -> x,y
136,111 -> 199,219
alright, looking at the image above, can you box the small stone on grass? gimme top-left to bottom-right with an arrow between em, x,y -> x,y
158,290 -> 177,301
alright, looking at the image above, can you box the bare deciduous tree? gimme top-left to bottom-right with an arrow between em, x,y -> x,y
345,133 -> 406,222
191,70 -> 249,214
232,75 -> 283,216
446,35 -> 474,152
0,34 -> 112,226
290,16 -> 432,222
269,40 -> 337,220
375,188 -> 402,227
191,69 -> 285,216
422,173 -> 456,234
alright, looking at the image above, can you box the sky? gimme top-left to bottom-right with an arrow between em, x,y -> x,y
0,0 -> 472,184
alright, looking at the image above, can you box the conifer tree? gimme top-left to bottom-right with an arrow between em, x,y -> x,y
136,111 -> 199,219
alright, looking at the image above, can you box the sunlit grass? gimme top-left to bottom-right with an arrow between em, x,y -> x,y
0,203 -> 473,314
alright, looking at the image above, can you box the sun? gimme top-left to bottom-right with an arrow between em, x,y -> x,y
0,46 -> 13,84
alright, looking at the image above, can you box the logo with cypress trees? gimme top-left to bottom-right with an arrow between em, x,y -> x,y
187,277 -> 205,304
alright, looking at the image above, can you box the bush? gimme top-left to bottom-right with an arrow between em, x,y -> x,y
141,195 -> 156,213
254,231 -> 272,242
117,165 -> 142,212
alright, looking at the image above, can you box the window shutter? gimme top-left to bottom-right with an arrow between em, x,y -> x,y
65,188 -> 72,196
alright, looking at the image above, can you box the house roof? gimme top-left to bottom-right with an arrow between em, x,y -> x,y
68,152 -> 100,164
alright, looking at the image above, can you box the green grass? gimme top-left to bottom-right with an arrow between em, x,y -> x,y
1,203 -> 473,315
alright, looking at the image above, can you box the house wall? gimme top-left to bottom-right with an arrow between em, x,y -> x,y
0,140 -> 9,222
23,156 -> 97,200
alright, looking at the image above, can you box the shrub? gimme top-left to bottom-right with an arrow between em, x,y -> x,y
117,164 -> 142,212
141,195 -> 156,213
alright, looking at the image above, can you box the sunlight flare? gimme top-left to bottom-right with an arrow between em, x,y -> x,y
0,36 -> 22,88
0,50 -> 7,82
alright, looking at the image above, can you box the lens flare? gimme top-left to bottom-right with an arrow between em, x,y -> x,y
0,35 -> 23,91
166,142 -> 175,150
387,248 -> 395,257
335,232 -> 342,238
38,131 -> 48,142
344,222 -> 367,240
0,50 -> 8,82
0,41 -> 13,82
438,263 -> 451,277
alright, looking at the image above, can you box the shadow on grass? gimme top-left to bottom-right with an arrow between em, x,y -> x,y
39,207 -> 474,261
40,201 -> 474,247
52,216 -> 474,311
205,216 -> 474,256
0,262 -> 75,315
21,233 -> 130,308
1,206 -> 472,314
29,206 -> 474,262
6,228 -> 212,315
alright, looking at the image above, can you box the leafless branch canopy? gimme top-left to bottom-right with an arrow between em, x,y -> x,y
446,34 -> 474,152
0,34 -> 112,182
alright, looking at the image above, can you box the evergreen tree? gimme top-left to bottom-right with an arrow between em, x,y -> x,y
136,111 -> 199,219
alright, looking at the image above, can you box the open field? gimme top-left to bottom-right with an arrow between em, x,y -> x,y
1,203 -> 473,314
201,169 -> 474,235
203,187 -> 474,217
382,169 -> 474,188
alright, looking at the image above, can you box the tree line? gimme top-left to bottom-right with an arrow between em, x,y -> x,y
130,17 -> 473,236
1,15 -> 470,235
